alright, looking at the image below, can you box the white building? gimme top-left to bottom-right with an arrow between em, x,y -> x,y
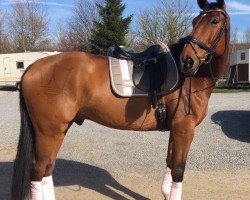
0,52 -> 60,88
229,49 -> 250,87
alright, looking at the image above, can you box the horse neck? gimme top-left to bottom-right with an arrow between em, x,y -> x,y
202,55 -> 227,79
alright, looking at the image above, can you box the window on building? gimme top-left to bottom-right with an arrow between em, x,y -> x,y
240,52 -> 245,60
16,62 -> 24,69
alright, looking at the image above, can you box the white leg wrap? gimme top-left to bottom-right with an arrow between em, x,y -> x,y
42,175 -> 55,200
169,181 -> 182,200
31,181 -> 43,200
161,167 -> 172,200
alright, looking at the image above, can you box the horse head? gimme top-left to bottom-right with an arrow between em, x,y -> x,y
180,0 -> 230,76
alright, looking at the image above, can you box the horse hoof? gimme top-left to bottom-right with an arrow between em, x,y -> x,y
163,195 -> 170,200
166,195 -> 170,200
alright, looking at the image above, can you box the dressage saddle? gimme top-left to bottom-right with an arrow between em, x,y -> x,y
112,45 -> 168,98
110,45 -> 169,130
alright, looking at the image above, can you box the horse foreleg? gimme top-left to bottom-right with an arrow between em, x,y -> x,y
168,124 -> 195,200
161,133 -> 174,200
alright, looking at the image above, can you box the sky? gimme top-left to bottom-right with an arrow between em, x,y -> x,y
1,0 -> 250,41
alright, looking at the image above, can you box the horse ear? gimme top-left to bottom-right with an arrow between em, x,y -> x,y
197,0 -> 209,10
217,0 -> 225,9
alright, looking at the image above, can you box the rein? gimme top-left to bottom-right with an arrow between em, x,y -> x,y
183,62 -> 216,115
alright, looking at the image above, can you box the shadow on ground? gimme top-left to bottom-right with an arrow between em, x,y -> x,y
0,161 -> 12,199
0,159 -> 149,200
211,110 -> 250,143
0,86 -> 17,91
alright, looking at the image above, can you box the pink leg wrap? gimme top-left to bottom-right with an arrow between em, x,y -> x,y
31,181 -> 43,200
42,175 -> 55,200
161,167 -> 172,200
169,181 -> 182,200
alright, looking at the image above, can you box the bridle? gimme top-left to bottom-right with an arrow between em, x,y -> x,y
185,9 -> 228,65
181,9 -> 229,115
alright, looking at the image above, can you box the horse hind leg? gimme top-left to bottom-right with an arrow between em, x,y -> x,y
42,130 -> 68,200
31,130 -> 66,200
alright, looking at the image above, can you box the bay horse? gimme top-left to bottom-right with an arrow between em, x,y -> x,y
11,0 -> 230,199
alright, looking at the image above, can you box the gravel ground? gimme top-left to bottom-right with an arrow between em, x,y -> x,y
0,90 -> 249,199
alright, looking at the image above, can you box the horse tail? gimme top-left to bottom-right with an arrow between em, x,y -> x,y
11,83 -> 35,200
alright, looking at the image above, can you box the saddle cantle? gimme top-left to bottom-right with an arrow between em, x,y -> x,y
113,45 -> 161,60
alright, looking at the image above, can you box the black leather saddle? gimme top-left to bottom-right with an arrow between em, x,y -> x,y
111,45 -> 168,94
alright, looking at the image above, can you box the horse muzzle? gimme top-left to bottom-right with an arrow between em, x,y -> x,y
180,55 -> 200,76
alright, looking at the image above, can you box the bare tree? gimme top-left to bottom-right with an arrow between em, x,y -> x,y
56,0 -> 100,51
125,30 -> 141,51
54,22 -> 72,51
230,27 -> 238,52
137,9 -> 163,48
231,28 -> 250,51
8,0 -> 50,52
242,28 -> 250,44
0,6 -> 12,53
136,0 -> 193,48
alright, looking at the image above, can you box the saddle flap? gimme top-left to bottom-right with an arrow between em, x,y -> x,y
132,57 -> 163,92
159,51 -> 180,94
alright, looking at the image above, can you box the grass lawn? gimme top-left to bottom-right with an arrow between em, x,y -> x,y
213,88 -> 250,93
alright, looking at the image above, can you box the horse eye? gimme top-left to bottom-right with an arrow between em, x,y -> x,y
211,19 -> 219,25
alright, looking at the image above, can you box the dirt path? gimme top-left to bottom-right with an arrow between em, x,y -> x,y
54,168 -> 250,200
1,154 -> 249,200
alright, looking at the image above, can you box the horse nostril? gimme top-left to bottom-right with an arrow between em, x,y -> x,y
186,57 -> 194,69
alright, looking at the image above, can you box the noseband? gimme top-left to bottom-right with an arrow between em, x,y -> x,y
185,9 -> 228,64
